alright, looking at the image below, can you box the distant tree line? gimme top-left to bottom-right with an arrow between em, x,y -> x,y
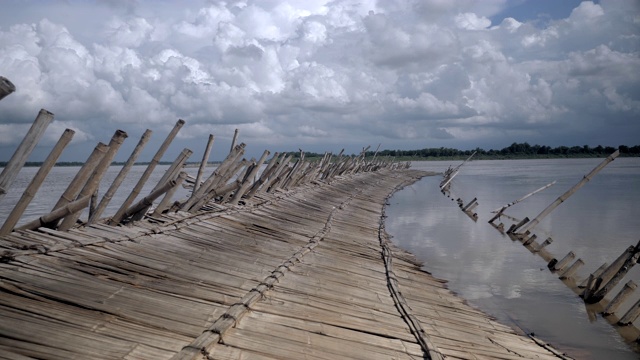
369,143 -> 640,159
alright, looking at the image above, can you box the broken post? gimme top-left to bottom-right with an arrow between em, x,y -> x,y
0,129 -> 75,235
559,258 -> 584,280
461,198 -> 477,212
193,134 -> 215,194
110,119 -> 185,225
548,251 -> 576,272
507,217 -> 529,234
229,128 -> 239,153
0,76 -> 16,101
534,237 -> 553,252
0,109 -> 54,201
521,150 -> 620,233
88,129 -> 152,224
579,262 -> 608,288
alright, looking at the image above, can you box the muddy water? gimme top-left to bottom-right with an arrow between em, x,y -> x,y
386,158 -> 640,359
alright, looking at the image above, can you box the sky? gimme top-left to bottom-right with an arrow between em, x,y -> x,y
0,0 -> 639,162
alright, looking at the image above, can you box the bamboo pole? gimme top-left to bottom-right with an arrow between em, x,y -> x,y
0,129 -> 75,235
230,150 -> 270,205
45,142 -> 109,228
491,181 -> 556,213
152,148 -> 193,193
0,109 -> 54,201
559,258 -> 584,279
229,128 -> 239,153
261,154 -> 292,193
109,119 -> 185,225
586,242 -> 640,304
122,179 -> 179,221
603,280 -> 636,316
549,251 -> 576,272
152,171 -> 187,216
618,298 -> 640,325
521,150 -> 620,232
579,262 -> 608,288
88,129 -> 152,224
16,195 -> 91,231
461,198 -> 477,212
58,130 -> 128,231
0,76 -> 16,101
193,134 -> 215,194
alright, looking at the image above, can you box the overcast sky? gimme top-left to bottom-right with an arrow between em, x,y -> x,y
1,0 -> 638,162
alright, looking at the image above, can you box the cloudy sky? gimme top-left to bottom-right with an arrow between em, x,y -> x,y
0,0 -> 638,162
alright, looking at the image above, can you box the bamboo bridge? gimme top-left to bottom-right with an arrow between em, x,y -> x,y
0,78 -> 571,359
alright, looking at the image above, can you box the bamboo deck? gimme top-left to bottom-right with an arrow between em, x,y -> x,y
0,169 -> 570,359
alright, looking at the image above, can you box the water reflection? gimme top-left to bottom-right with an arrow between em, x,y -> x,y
387,158 -> 640,359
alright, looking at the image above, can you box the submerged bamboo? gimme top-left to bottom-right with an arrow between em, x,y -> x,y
521,150 -> 619,232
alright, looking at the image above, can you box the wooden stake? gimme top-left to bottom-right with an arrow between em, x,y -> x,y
0,129 -> 74,235
579,262 -> 608,288
110,119 -> 185,225
123,179 -> 179,221
193,134 -> 215,194
507,217 -> 529,234
521,150 -> 620,233
461,198 -> 477,212
534,237 -> 553,252
0,76 -> 16,101
152,148 -> 193,193
603,280 -> 636,316
88,129 -> 152,224
0,109 -> 54,201
549,251 -> 575,272
586,242 -> 640,304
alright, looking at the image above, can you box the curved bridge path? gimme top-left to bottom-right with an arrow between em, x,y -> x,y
0,169 -> 568,359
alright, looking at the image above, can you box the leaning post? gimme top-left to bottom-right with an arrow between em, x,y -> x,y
0,109 -> 54,201
0,76 -> 16,101
193,134 -> 215,194
521,150 -> 619,233
0,129 -> 75,235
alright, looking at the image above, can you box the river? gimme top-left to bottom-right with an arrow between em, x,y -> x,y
386,158 -> 640,359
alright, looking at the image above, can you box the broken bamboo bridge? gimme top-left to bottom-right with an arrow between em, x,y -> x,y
0,80 -> 571,359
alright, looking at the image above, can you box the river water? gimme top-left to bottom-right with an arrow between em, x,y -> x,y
386,158 -> 640,359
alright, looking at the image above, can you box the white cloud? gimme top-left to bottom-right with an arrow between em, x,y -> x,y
0,0 -> 638,158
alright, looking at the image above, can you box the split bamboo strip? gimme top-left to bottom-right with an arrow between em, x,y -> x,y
110,119 -> 185,225
88,129 -> 152,224
0,109 -> 54,201
0,129 -> 75,236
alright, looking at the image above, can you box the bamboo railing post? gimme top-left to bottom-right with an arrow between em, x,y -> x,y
603,280 -> 636,316
0,109 -> 54,201
533,237 -> 553,252
193,134 -> 215,194
559,258 -> 584,280
229,129 -> 239,153
245,151 -> 279,197
16,195 -> 92,231
507,217 -> 529,234
579,262 -> 608,288
124,180 -> 178,221
586,243 -> 640,304
45,142 -> 109,228
461,198 -> 477,212
261,154 -> 292,193
152,172 -> 188,216
182,144 -> 245,211
0,129 -> 75,235
521,150 -> 620,233
152,148 -> 193,192
89,189 -> 98,221
548,251 -> 576,272
230,150 -> 270,205
618,298 -> 640,325
109,119 -> 185,225
88,129 -> 152,224
58,130 -> 128,231
0,76 -> 16,101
